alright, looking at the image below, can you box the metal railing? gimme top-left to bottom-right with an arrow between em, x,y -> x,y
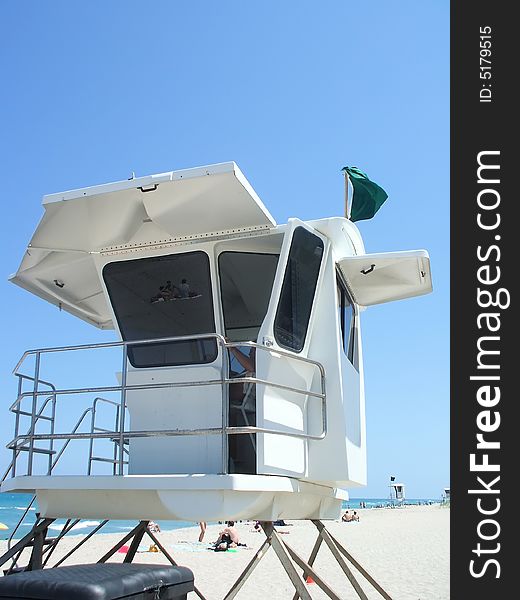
5,334 -> 327,478
88,397 -> 128,475
4,398 -> 126,550
4,373 -> 56,480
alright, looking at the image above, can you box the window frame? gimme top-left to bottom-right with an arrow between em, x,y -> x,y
217,250 -> 280,341
273,226 -> 324,353
336,269 -> 358,370
102,250 -> 218,368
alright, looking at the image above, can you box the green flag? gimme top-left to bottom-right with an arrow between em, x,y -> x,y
341,166 -> 388,222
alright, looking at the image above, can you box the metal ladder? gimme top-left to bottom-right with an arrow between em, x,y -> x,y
4,375 -> 57,480
3,395 -> 127,552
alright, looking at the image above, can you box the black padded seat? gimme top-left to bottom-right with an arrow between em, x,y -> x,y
0,563 -> 194,599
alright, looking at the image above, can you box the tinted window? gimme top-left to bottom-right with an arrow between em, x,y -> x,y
337,275 -> 356,367
103,252 -> 216,367
219,252 -> 279,342
274,227 -> 323,352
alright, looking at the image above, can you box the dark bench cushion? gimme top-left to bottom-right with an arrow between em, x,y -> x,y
0,563 -> 194,599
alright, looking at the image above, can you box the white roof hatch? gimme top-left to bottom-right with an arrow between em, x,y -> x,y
11,162 -> 276,328
338,249 -> 432,306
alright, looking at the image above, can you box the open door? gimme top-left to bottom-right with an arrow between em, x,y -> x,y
256,220 -> 328,477
337,249 -> 432,306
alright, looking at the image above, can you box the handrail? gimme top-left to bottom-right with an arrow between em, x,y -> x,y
12,373 -> 56,393
88,397 -> 124,476
12,377 -> 324,401
2,395 -> 56,482
7,374 -> 57,478
10,423 -> 322,445
50,408 -> 94,471
13,334 -> 325,374
12,334 -> 228,376
6,333 -> 327,478
6,495 -> 36,550
6,407 -> 95,550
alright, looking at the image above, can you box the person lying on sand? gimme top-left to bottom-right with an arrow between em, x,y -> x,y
213,521 -> 243,551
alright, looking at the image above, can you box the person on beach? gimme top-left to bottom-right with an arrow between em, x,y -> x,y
341,511 -> 359,522
213,521 -> 240,550
148,521 -> 161,533
198,521 -> 207,542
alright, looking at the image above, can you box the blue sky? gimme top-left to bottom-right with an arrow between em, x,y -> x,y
0,1 -> 449,498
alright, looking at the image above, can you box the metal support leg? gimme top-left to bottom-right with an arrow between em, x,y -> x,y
42,519 -> 77,567
53,520 -> 109,568
28,525 -> 48,571
5,549 -> 24,577
261,523 -> 312,600
123,521 -> 149,563
301,522 -> 368,600
0,518 -> 55,572
272,529 -> 342,599
98,521 -> 149,563
223,537 -> 271,600
292,533 -> 323,600
223,521 -> 314,600
311,521 -> 393,600
145,529 -> 207,600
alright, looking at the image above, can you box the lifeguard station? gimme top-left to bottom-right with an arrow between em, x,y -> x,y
389,481 -> 406,506
1,162 -> 432,598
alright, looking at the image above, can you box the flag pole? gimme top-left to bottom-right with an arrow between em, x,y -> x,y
344,170 -> 350,219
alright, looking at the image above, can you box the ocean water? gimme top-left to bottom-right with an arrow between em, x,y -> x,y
343,497 -> 440,509
0,493 -> 441,542
0,493 -> 194,542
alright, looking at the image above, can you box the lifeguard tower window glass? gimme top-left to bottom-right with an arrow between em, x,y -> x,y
336,275 -> 357,368
218,252 -> 279,343
103,251 -> 217,368
274,227 -> 324,352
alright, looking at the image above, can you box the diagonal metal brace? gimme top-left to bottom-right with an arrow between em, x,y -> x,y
145,527 -> 207,600
0,518 -> 55,572
311,520 -> 393,600
223,521 -> 312,600
222,537 -> 271,599
274,529 -> 342,599
292,534 -> 323,600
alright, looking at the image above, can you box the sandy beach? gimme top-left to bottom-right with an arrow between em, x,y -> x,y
0,505 -> 449,600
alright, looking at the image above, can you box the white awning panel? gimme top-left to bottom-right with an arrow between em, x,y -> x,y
38,161 -> 276,249
337,250 -> 432,306
10,162 -> 276,328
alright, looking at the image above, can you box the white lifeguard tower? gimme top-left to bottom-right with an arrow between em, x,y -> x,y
389,478 -> 406,505
1,162 -> 432,595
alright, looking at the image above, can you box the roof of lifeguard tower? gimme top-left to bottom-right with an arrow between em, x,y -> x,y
9,162 -> 281,328
10,161 -> 432,328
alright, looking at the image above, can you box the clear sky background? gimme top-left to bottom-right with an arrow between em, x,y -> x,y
0,1 -> 449,498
